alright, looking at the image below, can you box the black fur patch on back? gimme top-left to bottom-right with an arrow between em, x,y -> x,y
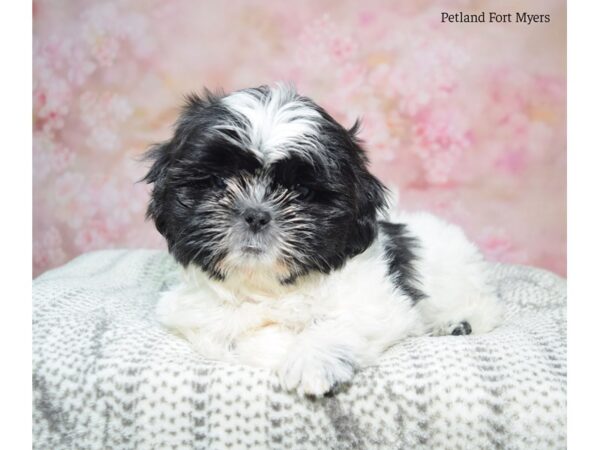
378,221 -> 426,304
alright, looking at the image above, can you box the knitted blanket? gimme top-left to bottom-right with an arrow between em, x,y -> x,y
33,250 -> 566,450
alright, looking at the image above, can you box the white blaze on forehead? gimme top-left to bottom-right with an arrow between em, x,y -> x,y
226,173 -> 271,206
217,84 -> 325,164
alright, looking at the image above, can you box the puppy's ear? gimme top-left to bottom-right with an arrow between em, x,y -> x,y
341,119 -> 388,256
142,141 -> 173,237
345,170 -> 387,256
141,89 -> 219,237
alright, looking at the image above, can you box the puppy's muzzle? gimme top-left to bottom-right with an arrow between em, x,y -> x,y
243,207 -> 272,233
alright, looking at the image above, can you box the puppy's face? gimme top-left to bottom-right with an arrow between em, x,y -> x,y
144,85 -> 385,284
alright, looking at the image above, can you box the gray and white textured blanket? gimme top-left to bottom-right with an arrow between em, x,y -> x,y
33,250 -> 566,450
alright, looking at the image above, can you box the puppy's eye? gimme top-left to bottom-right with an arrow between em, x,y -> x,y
294,184 -> 315,201
210,176 -> 227,189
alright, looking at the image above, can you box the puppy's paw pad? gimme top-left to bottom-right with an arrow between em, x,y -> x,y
451,321 -> 472,336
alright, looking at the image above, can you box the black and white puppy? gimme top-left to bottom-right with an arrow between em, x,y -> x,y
144,84 -> 504,396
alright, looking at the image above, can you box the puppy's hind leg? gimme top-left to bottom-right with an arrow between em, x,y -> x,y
416,283 -> 504,337
396,212 -> 505,336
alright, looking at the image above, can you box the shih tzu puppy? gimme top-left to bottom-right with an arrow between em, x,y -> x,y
144,84 -> 504,396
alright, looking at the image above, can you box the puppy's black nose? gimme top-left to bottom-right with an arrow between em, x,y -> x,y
243,208 -> 272,232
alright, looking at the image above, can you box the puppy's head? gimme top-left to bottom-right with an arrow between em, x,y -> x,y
143,84 -> 386,284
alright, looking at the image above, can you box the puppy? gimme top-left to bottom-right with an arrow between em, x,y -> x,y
144,84 -> 504,396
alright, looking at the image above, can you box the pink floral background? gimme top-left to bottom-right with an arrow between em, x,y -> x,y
32,0 -> 566,277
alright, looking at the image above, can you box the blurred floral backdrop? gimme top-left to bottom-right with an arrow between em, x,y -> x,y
32,0 -> 566,277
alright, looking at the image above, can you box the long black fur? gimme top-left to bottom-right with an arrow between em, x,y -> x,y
378,221 -> 426,304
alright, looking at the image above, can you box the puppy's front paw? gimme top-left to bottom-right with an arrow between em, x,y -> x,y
277,346 -> 356,397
